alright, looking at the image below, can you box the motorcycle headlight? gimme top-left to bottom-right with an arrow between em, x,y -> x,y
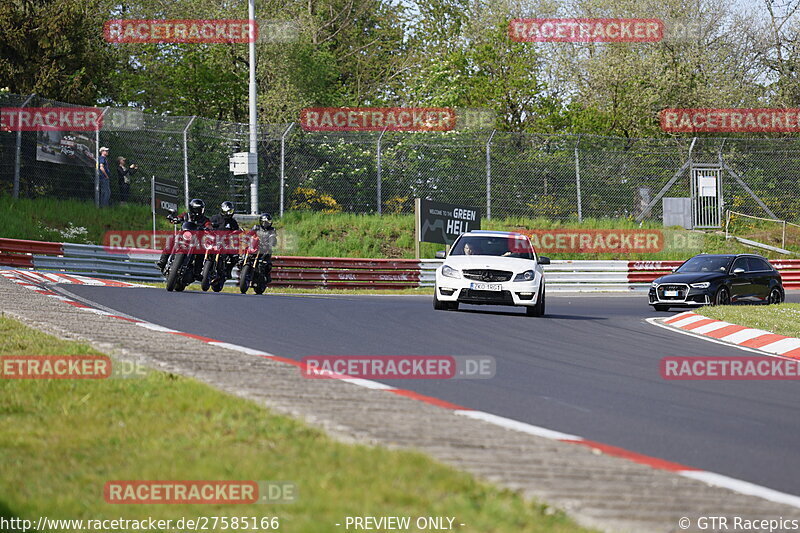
514,270 -> 536,282
690,282 -> 711,289
441,265 -> 461,279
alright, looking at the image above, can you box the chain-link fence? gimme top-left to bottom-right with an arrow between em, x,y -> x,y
3,92 -> 800,224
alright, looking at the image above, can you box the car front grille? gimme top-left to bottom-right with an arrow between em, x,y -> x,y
463,269 -> 513,282
657,284 -> 688,301
459,289 -> 514,304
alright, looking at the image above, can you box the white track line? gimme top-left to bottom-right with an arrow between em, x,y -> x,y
681,471 -> 800,508
454,410 -> 581,441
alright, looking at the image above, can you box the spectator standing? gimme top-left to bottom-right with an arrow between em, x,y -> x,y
116,156 -> 137,204
98,147 -> 111,207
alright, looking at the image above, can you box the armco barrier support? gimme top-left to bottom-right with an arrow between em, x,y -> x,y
0,238 -> 798,291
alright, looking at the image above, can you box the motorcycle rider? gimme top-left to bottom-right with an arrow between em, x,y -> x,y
209,201 -> 241,278
239,213 -> 278,283
156,198 -> 212,272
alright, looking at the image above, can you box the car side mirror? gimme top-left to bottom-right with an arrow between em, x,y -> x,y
732,267 -> 745,275
671,267 -> 678,272
168,208 -> 177,217
435,251 -> 446,259
538,256 -> 551,265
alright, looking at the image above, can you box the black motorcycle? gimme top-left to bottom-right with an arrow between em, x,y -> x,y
164,216 -> 207,292
238,240 -> 273,295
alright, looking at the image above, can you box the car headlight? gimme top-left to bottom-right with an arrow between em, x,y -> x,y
514,270 -> 536,282
441,265 -> 461,279
690,282 -> 711,289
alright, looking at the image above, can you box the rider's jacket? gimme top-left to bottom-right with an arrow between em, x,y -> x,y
210,214 -> 240,231
248,225 -> 277,255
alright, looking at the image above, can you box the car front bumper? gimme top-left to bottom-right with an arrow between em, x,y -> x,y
649,285 -> 712,307
435,273 -> 542,306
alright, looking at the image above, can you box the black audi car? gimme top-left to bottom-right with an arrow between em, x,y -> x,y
649,253 -> 785,311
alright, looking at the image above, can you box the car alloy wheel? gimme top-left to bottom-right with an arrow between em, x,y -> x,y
714,287 -> 730,306
768,288 -> 782,305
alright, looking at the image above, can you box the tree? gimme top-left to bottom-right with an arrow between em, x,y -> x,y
0,0 -> 117,103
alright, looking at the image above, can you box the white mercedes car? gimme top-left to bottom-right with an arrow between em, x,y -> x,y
433,230 -> 549,316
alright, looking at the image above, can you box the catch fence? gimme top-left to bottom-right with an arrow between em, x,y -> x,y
2,93 -> 800,224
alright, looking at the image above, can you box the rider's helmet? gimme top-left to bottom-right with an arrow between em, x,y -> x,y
259,213 -> 273,230
188,198 -> 205,220
220,201 -> 235,218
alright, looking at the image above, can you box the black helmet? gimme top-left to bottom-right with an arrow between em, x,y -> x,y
188,198 -> 205,218
220,201 -> 235,218
259,213 -> 273,229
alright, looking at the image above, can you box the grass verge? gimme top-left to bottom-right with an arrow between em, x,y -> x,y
696,304 -> 800,338
0,314 -> 592,533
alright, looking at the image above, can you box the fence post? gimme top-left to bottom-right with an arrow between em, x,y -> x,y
182,116 -> 197,210
376,126 -> 388,214
486,129 -> 496,219
95,107 -> 110,207
13,94 -> 35,200
575,134 -> 583,222
783,220 -> 787,249
279,122 -> 295,217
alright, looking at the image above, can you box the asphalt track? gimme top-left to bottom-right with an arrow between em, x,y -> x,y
61,285 -> 800,496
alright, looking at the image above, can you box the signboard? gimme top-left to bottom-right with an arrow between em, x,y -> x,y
152,177 -> 180,216
36,131 -> 96,167
229,151 -> 257,175
415,198 -> 481,246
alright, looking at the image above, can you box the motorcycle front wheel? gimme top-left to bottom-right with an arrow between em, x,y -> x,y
200,259 -> 214,291
165,253 -> 184,292
239,264 -> 252,294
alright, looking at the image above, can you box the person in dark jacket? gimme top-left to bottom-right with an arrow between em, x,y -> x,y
116,156 -> 137,203
239,213 -> 277,283
156,198 -> 212,272
209,201 -> 240,231
209,201 -> 241,278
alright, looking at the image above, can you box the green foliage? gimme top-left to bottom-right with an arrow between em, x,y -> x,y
0,0 -> 117,103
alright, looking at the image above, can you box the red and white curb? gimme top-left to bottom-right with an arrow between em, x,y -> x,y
1,269 -> 143,288
659,311 -> 800,359
3,271 -> 800,510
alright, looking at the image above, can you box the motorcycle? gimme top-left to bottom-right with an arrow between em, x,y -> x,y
238,238 -> 273,295
164,213 -> 207,292
200,236 -> 235,293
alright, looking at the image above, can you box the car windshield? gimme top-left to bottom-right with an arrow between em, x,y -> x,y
676,256 -> 732,273
450,235 -> 533,259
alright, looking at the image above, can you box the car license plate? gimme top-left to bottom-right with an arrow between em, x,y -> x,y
664,290 -> 679,297
470,282 -> 501,291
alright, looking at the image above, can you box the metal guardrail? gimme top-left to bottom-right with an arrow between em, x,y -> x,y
1,238 -> 798,290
